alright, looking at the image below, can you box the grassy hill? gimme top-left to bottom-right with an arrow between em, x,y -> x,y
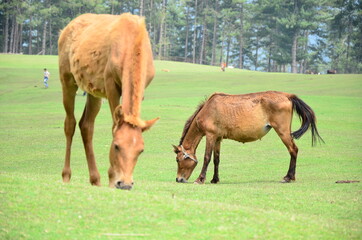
0,54 -> 361,239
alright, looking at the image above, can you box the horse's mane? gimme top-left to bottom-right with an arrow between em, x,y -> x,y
122,15 -> 148,128
179,101 -> 206,145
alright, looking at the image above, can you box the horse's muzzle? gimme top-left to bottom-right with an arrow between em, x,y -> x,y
176,177 -> 187,183
115,181 -> 133,190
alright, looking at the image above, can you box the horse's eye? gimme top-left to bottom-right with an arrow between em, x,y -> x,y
114,144 -> 120,151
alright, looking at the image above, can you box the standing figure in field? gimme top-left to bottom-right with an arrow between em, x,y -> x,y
220,62 -> 226,72
173,91 -> 323,184
58,13 -> 159,190
43,68 -> 50,88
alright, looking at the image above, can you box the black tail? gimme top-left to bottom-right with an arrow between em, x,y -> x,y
290,95 -> 324,146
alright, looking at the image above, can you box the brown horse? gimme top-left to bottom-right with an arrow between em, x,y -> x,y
327,69 -> 337,74
58,13 -> 159,190
173,91 -> 323,184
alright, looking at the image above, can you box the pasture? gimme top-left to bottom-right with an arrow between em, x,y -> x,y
0,54 -> 361,239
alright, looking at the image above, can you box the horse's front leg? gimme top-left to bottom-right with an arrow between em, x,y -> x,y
194,135 -> 215,184
211,140 -> 221,184
79,94 -> 102,186
104,75 -> 121,187
61,79 -> 78,183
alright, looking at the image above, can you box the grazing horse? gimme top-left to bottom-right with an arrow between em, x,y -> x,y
327,69 -> 337,74
173,91 -> 323,184
58,13 -> 159,190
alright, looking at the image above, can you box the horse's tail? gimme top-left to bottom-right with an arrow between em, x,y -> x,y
289,95 -> 324,146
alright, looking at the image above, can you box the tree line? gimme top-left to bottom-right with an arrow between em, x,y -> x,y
1,0 -> 361,73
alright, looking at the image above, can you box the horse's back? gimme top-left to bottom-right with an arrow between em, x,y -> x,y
196,92 -> 293,142
58,14 -> 113,59
58,13 -> 153,97
58,13 -> 139,53
58,14 -> 120,87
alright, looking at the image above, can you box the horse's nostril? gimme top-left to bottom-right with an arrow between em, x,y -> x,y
115,181 -> 133,190
176,177 -> 187,183
122,185 -> 132,190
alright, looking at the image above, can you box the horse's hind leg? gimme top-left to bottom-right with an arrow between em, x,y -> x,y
211,139 -> 221,184
79,94 -> 102,186
61,74 -> 78,183
274,127 -> 299,183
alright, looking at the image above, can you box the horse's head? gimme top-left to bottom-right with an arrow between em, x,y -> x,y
173,145 -> 198,183
110,105 -> 158,190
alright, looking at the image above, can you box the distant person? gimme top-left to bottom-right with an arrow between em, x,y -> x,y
76,90 -> 87,96
43,68 -> 50,88
221,62 -> 226,72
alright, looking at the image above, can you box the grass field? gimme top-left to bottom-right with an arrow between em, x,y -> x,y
0,54 -> 361,239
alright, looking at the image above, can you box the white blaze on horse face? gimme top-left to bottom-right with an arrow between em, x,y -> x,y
111,124 -> 144,187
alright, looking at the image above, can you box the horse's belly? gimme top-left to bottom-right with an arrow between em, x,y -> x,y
70,55 -> 108,98
75,74 -> 106,98
225,121 -> 272,143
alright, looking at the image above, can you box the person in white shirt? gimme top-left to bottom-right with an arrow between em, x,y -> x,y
43,68 -> 50,88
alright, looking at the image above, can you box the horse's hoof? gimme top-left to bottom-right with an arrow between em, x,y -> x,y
62,171 -> 71,183
62,178 -> 71,183
90,174 -> 101,186
194,179 -> 204,184
91,181 -> 101,186
281,177 -> 295,183
210,179 -> 219,184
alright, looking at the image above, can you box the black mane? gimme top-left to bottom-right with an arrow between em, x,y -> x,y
179,101 -> 206,145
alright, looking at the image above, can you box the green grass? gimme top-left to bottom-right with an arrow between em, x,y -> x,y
0,54 -> 361,239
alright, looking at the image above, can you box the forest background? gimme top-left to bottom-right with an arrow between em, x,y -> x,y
1,0 -> 361,74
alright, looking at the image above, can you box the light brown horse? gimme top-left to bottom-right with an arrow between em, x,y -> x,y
58,13 -> 159,190
173,91 -> 323,184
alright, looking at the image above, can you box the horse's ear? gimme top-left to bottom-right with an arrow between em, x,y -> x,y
113,105 -> 124,125
142,117 -> 160,132
172,144 -> 180,153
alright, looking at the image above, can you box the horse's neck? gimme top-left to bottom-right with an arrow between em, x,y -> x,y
120,64 -> 145,127
122,54 -> 146,110
120,25 -> 147,125
181,122 -> 203,154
